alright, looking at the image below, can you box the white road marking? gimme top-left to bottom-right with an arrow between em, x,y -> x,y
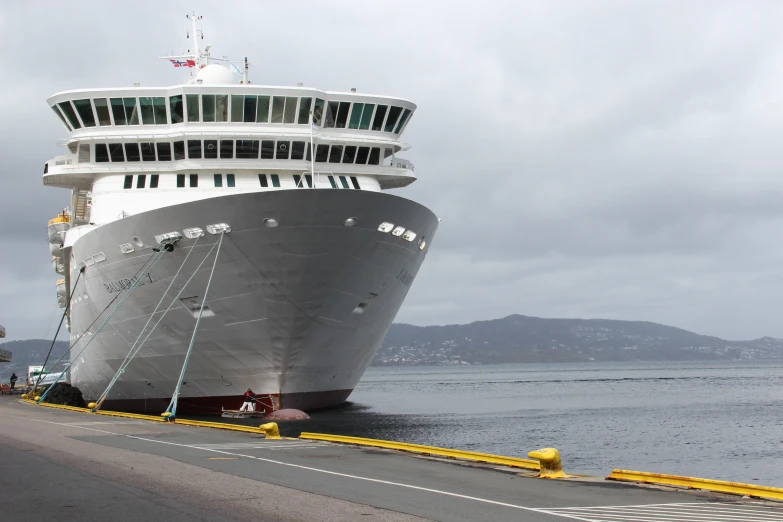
192,442 -> 324,450
540,502 -> 783,521
14,413 -> 783,522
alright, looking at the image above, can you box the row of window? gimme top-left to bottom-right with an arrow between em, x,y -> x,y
120,173 -> 361,190
52,94 -> 412,135
92,140 -> 391,166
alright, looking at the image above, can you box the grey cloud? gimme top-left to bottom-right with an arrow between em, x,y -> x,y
2,1 -> 783,342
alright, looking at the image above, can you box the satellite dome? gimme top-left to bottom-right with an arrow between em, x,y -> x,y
195,64 -> 236,85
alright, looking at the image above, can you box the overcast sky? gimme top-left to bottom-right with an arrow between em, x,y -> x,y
2,1 -> 783,342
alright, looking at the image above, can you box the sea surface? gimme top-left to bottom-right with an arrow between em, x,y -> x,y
275,361 -> 783,486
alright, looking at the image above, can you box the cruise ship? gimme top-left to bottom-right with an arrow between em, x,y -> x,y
43,15 -> 437,414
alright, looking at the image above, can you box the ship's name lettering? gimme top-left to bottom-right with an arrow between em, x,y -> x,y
397,268 -> 414,286
104,273 -> 154,294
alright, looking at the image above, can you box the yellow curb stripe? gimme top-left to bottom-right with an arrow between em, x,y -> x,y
299,433 -> 540,471
607,469 -> 783,501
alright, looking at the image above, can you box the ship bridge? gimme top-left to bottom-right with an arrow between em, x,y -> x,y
44,71 -> 417,226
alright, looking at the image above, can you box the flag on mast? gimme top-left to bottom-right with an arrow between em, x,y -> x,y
170,59 -> 196,68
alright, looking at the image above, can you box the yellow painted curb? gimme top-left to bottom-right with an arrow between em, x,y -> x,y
299,433 -> 540,471
175,418 -> 267,434
607,470 -> 783,501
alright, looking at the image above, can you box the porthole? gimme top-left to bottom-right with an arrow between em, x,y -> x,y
391,226 -> 405,237
378,222 -> 394,233
264,218 -> 279,228
132,236 -> 144,248
280,143 -> 287,151
344,217 -> 358,227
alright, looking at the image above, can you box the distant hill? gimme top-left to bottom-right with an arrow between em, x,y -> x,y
372,315 -> 783,365
0,340 -> 69,381
3,315 -> 781,380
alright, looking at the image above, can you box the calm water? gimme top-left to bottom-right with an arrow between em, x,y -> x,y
271,362 -> 783,486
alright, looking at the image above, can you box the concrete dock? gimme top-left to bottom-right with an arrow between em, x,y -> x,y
2,397 -> 783,521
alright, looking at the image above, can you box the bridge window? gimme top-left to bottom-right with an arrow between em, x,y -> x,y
315,145 -> 329,162
385,106 -> 402,132
325,101 -> 338,127
215,95 -> 228,122
298,97 -> 312,124
177,174 -> 186,188
258,174 -> 268,187
204,140 -> 218,159
187,140 -> 202,159
124,175 -> 133,189
93,98 -> 111,126
157,142 -> 172,161
293,174 -> 302,187
368,147 -> 380,165
174,141 -> 185,160
140,97 -> 155,124
356,146 -> 370,164
359,104 -> 374,130
372,105 -> 387,131
271,174 -> 280,187
261,140 -> 274,159
110,98 -> 127,125
214,174 -> 223,187
342,146 -> 357,163
52,105 -> 72,130
95,144 -> 109,162
221,140 -> 234,159
186,94 -> 199,122
291,141 -> 305,160
349,103 -> 363,129
140,143 -> 156,161
109,143 -> 125,162
227,174 -> 235,187
328,175 -> 337,188
395,108 -> 411,134
202,94 -> 216,122
339,176 -> 350,189
78,144 -> 90,163
237,140 -> 259,159
58,102 -> 81,129
329,145 -> 343,163
124,143 -> 141,162
124,98 -> 140,125
136,174 -> 146,188
243,95 -> 257,122
257,96 -> 270,123
350,176 -> 361,190
190,174 -> 198,187
153,97 -> 167,124
336,102 -> 350,128
276,141 -> 290,160
271,96 -> 285,123
231,95 -> 244,122
170,95 -> 184,124
73,99 -> 96,127
284,97 -> 298,123
305,174 -> 313,188
313,99 -> 325,126
150,174 -> 159,188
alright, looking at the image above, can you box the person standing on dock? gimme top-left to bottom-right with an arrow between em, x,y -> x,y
9,373 -> 17,390
239,388 -> 256,412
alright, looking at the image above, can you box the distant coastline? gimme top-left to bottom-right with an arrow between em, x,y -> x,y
3,314 -> 782,376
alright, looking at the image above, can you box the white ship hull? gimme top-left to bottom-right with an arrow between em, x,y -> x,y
65,189 -> 436,414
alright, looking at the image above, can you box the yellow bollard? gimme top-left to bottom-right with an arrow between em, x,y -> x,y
87,402 -> 97,410
528,448 -> 567,479
161,412 -> 172,418
34,396 -> 41,402
21,394 -> 28,399
259,422 -> 281,439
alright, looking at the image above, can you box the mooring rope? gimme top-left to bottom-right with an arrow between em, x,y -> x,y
35,249 -> 164,391
164,232 -> 224,419
36,247 -> 168,404
93,237 -> 224,410
33,267 -> 84,391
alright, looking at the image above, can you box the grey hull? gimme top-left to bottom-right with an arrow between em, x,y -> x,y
66,189 -> 437,414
